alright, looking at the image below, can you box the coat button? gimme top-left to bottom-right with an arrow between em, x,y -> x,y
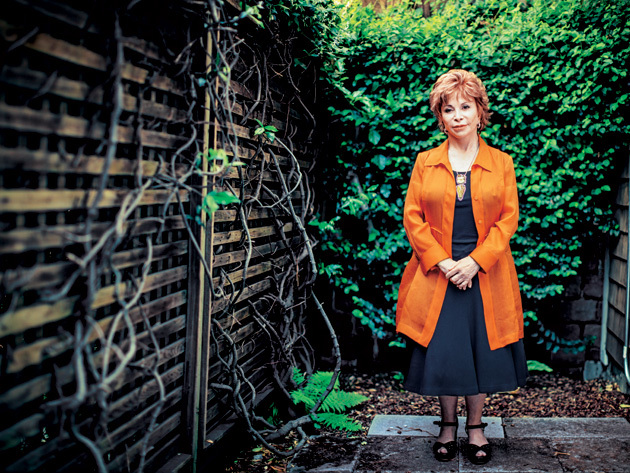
474,196 -> 478,200
477,219 -> 482,224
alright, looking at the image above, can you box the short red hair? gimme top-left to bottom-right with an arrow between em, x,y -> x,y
429,69 -> 492,132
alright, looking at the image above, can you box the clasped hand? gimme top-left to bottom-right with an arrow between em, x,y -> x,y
437,256 -> 480,290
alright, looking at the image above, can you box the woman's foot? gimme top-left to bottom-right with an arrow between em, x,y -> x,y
432,420 -> 458,462
465,423 -> 492,465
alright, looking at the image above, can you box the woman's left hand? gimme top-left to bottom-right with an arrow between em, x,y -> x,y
444,256 -> 480,290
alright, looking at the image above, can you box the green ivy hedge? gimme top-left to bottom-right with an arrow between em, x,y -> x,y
312,0 -> 629,346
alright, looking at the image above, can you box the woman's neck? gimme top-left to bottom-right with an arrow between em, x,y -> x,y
448,135 -> 480,172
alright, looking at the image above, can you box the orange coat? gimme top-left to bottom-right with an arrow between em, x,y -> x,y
396,138 -> 524,351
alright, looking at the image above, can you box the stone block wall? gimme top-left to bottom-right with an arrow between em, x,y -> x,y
540,246 -> 605,376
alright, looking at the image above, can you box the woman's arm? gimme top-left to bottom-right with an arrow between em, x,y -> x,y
469,153 -> 519,273
403,154 -> 450,275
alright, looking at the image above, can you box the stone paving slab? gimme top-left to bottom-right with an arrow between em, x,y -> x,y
356,436 -> 459,473
458,438 -> 563,473
368,415 -> 504,439
287,436 -> 361,473
504,417 -> 630,439
551,438 -> 630,473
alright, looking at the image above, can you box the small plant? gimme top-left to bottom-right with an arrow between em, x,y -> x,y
527,360 -> 553,373
290,368 -> 368,432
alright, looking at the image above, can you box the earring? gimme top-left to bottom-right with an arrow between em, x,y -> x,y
477,122 -> 481,130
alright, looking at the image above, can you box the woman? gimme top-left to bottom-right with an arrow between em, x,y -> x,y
396,69 -> 528,465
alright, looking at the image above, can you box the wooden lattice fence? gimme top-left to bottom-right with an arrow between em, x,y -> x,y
0,1 -> 323,471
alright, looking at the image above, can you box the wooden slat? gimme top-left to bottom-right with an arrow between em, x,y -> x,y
0,413 -> 45,450
1,240 -> 188,292
0,104 -> 189,149
213,208 -> 302,223
213,222 -> 293,245
0,188 -> 188,212
618,181 -> 629,206
221,140 -> 311,170
218,123 -> 312,168
108,363 -> 185,422
217,305 -> 251,331
97,392 -> 183,461
0,21 -> 184,94
212,237 -> 301,268
609,256 -> 627,288
5,269 -> 187,373
205,377 -> 273,444
615,207 -> 628,233
227,101 -> 286,132
0,67 -> 188,122
606,330 -> 625,369
92,265 -> 188,309
212,255 -> 290,288
0,363 -> 184,454
103,412 -> 182,473
215,318 -> 258,352
211,279 -> 273,315
0,334 -> 186,414
0,215 -> 186,254
206,341 -> 269,407
0,298 -> 74,339
607,306 -> 625,341
0,146 -> 189,176
18,391 -> 183,473
7,308 -> 186,374
9,0 -> 92,30
0,279 -> 186,340
611,233 -> 627,260
608,281 -> 626,316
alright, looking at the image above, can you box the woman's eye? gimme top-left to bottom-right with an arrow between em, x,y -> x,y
462,105 -> 470,109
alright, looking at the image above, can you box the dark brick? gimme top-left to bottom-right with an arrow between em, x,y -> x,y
564,300 -> 600,322
583,324 -> 601,344
582,275 -> 604,299
550,348 -> 585,366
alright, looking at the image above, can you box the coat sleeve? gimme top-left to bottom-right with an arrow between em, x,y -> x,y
470,152 -> 519,272
403,153 -> 450,275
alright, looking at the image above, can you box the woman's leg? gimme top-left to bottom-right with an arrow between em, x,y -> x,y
465,393 -> 489,457
437,395 -> 458,453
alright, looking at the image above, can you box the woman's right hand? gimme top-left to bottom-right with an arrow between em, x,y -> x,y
437,258 -> 456,275
438,258 -> 474,290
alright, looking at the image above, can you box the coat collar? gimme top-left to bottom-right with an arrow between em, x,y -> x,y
425,137 -> 494,172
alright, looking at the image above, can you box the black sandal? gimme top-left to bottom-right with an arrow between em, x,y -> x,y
465,422 -> 492,465
432,420 -> 458,462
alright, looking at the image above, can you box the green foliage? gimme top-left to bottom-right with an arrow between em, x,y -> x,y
527,360 -> 553,373
313,0 -> 629,347
290,368 -> 368,432
254,119 -> 279,142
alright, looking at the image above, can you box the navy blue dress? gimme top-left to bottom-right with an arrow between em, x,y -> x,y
404,171 -> 528,396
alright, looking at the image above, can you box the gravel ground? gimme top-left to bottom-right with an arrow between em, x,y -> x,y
224,371 -> 630,472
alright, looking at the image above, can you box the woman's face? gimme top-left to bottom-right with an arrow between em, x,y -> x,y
440,93 -> 480,139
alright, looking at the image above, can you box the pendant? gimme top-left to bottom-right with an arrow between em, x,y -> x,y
456,172 -> 466,201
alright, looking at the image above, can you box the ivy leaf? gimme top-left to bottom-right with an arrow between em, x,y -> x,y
368,128 -> 381,145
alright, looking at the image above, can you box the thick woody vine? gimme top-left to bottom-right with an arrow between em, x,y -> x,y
200,1 -> 342,455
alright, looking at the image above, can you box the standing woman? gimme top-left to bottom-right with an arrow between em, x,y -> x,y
396,70 -> 528,465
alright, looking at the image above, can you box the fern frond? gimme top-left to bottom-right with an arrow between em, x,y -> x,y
292,366 -> 305,386
313,413 -> 363,432
319,390 -> 368,413
290,391 -> 315,409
